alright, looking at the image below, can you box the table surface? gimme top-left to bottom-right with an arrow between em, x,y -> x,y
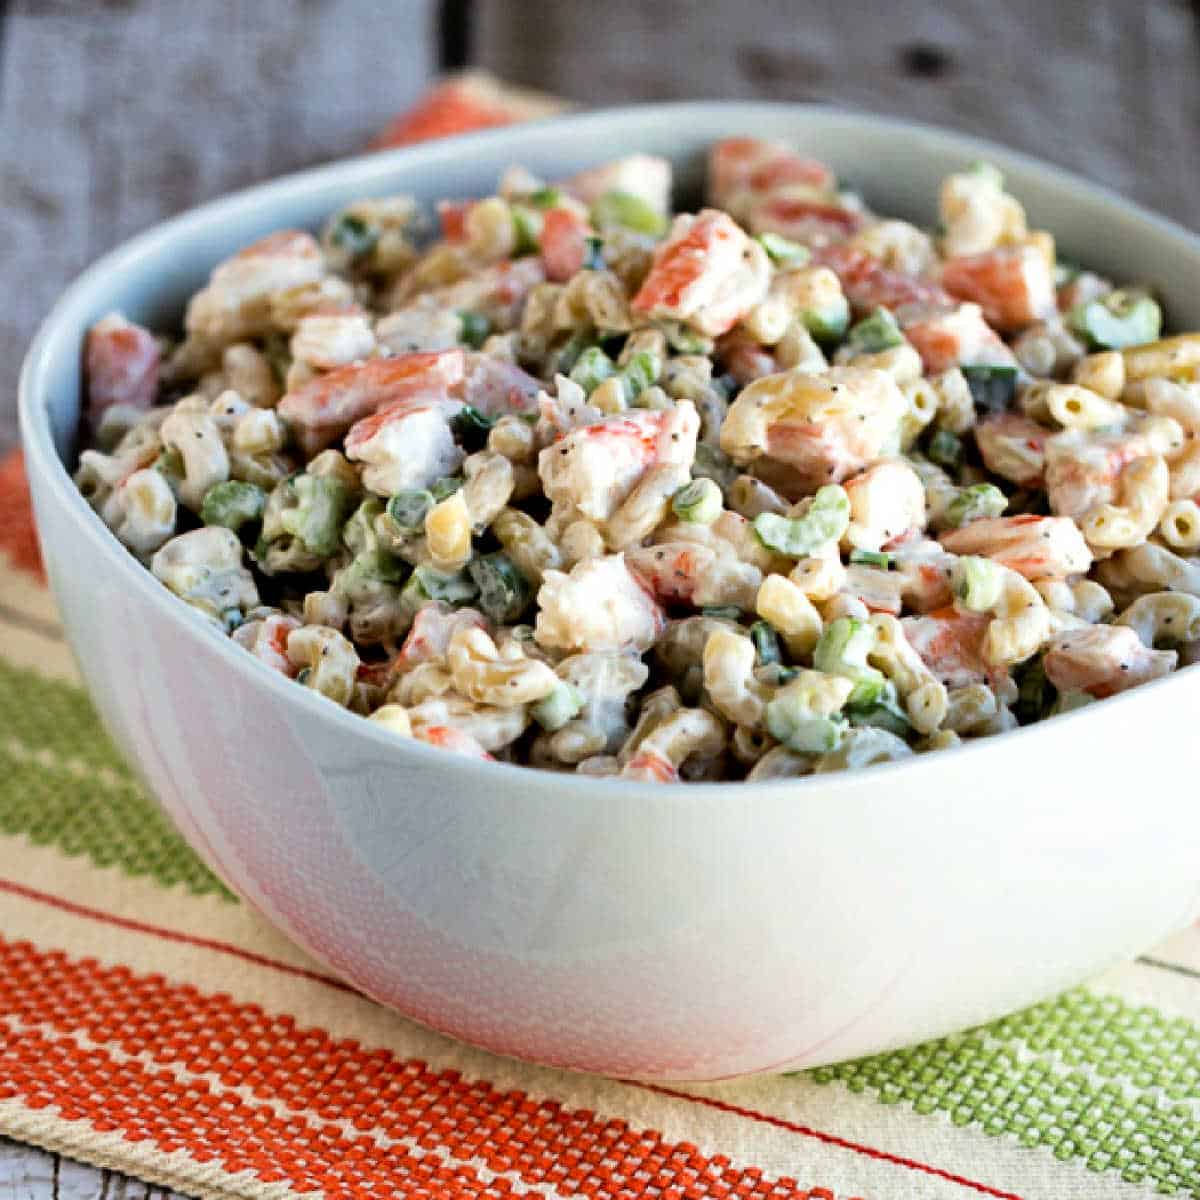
2,0 -> 1198,1194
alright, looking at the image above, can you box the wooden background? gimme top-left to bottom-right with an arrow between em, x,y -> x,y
1,0 -> 1198,1193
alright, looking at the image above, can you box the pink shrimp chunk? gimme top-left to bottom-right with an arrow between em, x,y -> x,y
975,414 -> 1048,488
415,725 -> 494,759
460,353 -> 542,415
903,608 -> 1005,690
901,303 -> 1016,374
939,515 -> 1092,580
625,543 -> 712,605
231,614 -> 301,677
1043,625 -> 1176,699
814,244 -> 951,315
278,350 -> 465,455
941,246 -> 1056,332
621,746 -> 680,783
540,207 -> 592,283
85,314 -> 160,422
396,603 -> 487,669
631,209 -> 768,337
708,138 -> 836,209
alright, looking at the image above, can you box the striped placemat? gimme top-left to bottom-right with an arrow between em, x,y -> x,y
2,73 -> 1198,1200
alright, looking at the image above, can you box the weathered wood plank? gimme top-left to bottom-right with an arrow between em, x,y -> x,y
0,1137 -> 185,1199
0,0 -> 437,454
473,0 -> 1200,230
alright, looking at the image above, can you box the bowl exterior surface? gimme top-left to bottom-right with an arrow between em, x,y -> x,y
21,103 -> 1200,1080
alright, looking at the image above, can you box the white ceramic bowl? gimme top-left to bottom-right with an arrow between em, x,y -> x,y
20,103 -> 1200,1082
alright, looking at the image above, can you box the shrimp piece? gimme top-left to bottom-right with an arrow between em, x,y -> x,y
626,541 -> 761,609
900,303 -> 1017,374
185,230 -> 324,346
395,603 -> 488,670
813,244 -> 951,315
849,220 -> 936,277
621,746 -> 680,783
538,402 -> 699,522
720,365 -> 907,492
631,209 -> 770,337
460,352 -> 541,415
939,167 -> 1028,258
279,351 -> 465,455
748,198 -> 865,247
562,154 -> 672,215
891,538 -> 957,613
85,313 -> 160,423
412,724 -> 495,760
390,256 -> 546,327
842,459 -> 927,550
941,245 -> 1057,332
940,515 -> 1093,580
975,413 -> 1049,487
535,554 -> 666,654
231,612 -> 301,677
344,399 -> 464,496
707,137 -> 836,219
902,608 -> 1005,690
1043,431 -> 1151,519
1043,625 -> 1176,699
540,207 -> 593,282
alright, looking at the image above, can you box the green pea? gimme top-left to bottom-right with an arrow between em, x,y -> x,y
468,552 -> 534,623
569,346 -> 616,394
201,480 -> 265,533
620,350 -> 661,403
387,489 -> 434,534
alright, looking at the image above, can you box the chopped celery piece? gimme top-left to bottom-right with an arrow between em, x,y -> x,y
846,307 -> 904,355
953,555 -> 1003,611
589,190 -> 667,237
765,695 -> 847,754
753,485 -> 850,557
757,231 -> 810,266
945,483 -> 1008,528
847,692 -> 912,737
1067,289 -> 1162,351
528,187 -> 563,209
671,477 -> 723,524
533,681 -> 585,731
800,297 -> 851,345
511,206 -> 542,256
700,606 -> 744,621
813,617 -> 887,706
200,480 -> 265,533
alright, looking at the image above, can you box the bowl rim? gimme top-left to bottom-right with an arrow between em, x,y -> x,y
18,98 -> 1200,800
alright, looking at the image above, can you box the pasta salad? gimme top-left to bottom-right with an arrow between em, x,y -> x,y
75,139 -> 1200,782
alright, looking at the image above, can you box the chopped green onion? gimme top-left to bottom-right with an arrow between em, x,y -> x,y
846,307 -> 904,355
589,190 -> 667,237
691,443 -> 738,490
387,489 -> 434,533
671,477 -> 723,524
945,483 -> 1008,528
846,692 -> 912,737
700,606 -> 744,621
468,552 -> 534,623
327,212 -> 378,262
753,485 -> 850,557
511,206 -> 542,256
450,405 -> 495,450
532,681 -> 585,731
528,187 -> 563,209
849,549 -> 894,569
813,617 -> 887,706
457,310 -> 491,349
765,695 -> 847,754
926,429 -> 964,473
961,364 -> 1018,414
1013,657 -> 1051,725
569,346 -> 616,394
800,297 -> 851,346
756,231 -> 811,267
582,235 -> 606,271
261,331 -> 291,385
1067,289 -> 1162,351
750,620 -> 782,666
430,475 -> 464,502
279,475 -> 354,558
952,555 -> 1003,611
200,480 -> 266,533
620,350 -> 661,403
411,564 -> 479,605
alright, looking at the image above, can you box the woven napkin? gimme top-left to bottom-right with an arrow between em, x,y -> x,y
1,72 -> 1197,1200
